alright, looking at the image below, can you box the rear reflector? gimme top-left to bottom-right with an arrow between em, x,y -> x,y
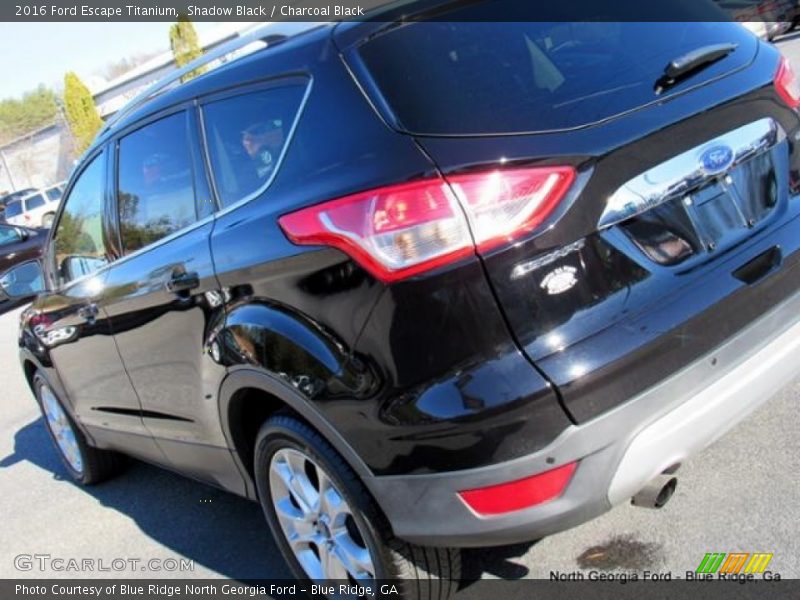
279,167 -> 575,282
458,462 -> 577,516
775,55 -> 800,109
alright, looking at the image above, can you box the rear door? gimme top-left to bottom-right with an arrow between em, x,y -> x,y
341,16 -> 800,421
101,106 -> 236,489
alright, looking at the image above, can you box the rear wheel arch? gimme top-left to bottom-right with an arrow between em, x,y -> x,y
218,369 -> 375,499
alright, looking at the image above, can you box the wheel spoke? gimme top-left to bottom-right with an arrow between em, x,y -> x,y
272,451 -> 319,517
332,535 -> 375,580
286,520 -> 319,552
274,496 -> 307,523
287,452 -> 321,513
319,470 -> 349,529
319,541 -> 350,580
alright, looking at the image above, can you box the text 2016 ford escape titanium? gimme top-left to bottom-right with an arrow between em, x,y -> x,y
4,6 -> 800,596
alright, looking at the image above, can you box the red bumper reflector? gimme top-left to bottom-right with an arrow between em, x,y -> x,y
458,462 -> 577,516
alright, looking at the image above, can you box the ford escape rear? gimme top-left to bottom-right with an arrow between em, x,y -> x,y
4,5 -> 800,597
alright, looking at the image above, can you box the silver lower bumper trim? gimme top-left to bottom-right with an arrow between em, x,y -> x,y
365,286 -> 800,547
608,290 -> 800,504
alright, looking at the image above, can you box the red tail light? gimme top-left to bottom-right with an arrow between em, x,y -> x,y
458,462 -> 577,516
278,167 -> 575,282
775,55 -> 800,109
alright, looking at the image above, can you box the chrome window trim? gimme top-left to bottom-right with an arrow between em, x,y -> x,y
200,77 -> 314,219
599,118 -> 784,230
53,79 -> 313,294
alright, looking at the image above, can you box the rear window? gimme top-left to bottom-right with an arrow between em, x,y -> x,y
4,200 -> 22,217
25,194 -> 45,210
354,20 -> 757,135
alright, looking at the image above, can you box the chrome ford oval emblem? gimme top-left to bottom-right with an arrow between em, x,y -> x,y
700,144 -> 734,175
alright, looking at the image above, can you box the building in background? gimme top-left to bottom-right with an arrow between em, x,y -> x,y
0,22 -> 258,194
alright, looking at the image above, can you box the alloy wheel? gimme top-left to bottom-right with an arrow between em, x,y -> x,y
269,447 -> 376,582
40,384 -> 83,474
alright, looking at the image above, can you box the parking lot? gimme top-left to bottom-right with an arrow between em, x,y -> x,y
1,33 -> 800,591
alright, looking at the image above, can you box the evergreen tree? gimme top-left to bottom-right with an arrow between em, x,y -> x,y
170,16 -> 207,82
62,72 -> 103,154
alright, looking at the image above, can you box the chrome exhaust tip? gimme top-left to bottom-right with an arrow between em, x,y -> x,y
631,475 -> 678,509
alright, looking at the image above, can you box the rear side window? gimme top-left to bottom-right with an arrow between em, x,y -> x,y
53,155 -> 108,287
117,112 -> 197,254
201,84 -> 306,207
25,194 -> 45,210
4,201 -> 21,217
354,20 -> 756,135
46,187 -> 62,201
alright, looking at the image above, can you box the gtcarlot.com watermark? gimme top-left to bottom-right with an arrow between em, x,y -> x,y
14,554 -> 194,573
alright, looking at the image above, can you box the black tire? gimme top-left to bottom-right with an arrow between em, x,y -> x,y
33,372 -> 125,485
254,414 -> 461,599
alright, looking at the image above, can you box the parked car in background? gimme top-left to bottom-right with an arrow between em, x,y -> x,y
3,8 -> 800,595
43,182 -> 65,203
774,0 -> 800,29
0,188 -> 37,222
0,223 -> 46,313
3,190 -> 61,228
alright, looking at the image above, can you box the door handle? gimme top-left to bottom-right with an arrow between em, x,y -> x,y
166,272 -> 200,294
78,303 -> 99,323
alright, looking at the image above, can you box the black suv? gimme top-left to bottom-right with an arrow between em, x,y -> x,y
4,7 -> 800,595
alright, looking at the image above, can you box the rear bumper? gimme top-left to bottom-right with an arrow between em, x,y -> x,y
364,285 -> 800,547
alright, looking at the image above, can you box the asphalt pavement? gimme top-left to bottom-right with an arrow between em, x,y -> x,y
1,34 -> 799,589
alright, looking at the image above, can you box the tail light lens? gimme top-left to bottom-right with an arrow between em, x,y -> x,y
279,167 -> 575,282
449,167 -> 575,252
775,55 -> 800,109
279,178 -> 474,282
458,461 -> 577,516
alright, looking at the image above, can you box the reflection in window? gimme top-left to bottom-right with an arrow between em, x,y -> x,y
202,85 -> 305,207
117,112 -> 197,254
53,155 -> 108,287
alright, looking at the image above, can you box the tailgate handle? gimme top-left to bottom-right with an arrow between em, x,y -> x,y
733,246 -> 782,285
